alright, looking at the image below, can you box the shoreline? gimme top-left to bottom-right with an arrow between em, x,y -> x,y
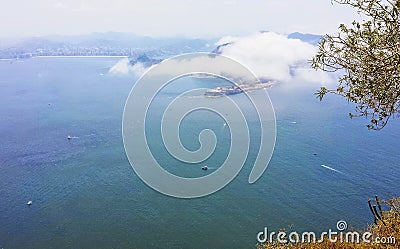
33,55 -> 129,58
0,55 -> 128,60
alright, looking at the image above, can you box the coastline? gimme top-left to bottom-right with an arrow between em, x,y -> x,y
0,55 -> 129,60
33,55 -> 129,58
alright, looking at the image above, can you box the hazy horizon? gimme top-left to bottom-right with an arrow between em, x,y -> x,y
0,30 -> 320,41
1,0 -> 360,39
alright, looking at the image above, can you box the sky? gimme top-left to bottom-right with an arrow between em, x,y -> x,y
1,0 -> 361,38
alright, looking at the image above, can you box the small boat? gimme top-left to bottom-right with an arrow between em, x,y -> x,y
201,165 -> 208,170
67,134 -> 72,140
27,201 -> 32,206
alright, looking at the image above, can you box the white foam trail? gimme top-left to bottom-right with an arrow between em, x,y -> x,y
321,164 -> 344,174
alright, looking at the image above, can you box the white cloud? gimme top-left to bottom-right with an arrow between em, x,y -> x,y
109,32 -> 335,87
217,32 -> 333,85
108,58 -> 147,76
215,36 -> 240,46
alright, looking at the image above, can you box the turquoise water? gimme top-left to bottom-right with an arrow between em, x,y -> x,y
0,58 -> 399,249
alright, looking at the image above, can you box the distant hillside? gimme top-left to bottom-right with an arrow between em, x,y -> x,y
287,32 -> 323,45
0,31 -> 323,60
129,31 -> 324,69
0,32 -> 217,59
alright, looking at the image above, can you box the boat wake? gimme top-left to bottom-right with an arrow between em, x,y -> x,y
321,164 -> 344,174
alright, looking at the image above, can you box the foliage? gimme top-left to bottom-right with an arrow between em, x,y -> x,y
311,0 -> 400,130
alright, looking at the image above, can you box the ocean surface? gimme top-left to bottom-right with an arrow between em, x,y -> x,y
0,58 -> 399,249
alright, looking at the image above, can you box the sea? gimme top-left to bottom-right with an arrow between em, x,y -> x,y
0,57 -> 399,249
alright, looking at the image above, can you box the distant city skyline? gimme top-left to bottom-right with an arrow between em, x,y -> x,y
1,0 -> 361,39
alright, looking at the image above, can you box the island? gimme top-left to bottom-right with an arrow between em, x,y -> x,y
204,81 -> 275,97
